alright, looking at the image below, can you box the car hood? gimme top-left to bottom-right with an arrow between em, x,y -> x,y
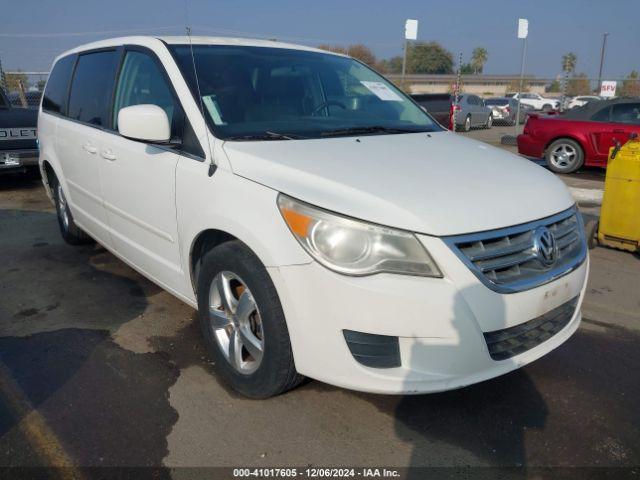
223,131 -> 574,236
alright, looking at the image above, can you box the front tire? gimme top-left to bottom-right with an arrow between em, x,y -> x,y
196,240 -> 304,398
545,138 -> 584,174
485,114 -> 493,129
52,177 -> 93,245
462,115 -> 471,132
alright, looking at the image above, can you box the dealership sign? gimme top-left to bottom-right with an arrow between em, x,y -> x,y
600,81 -> 617,97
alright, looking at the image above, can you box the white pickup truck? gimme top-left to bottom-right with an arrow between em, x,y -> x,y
511,93 -> 560,111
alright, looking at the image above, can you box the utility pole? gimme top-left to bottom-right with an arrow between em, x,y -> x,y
515,19 -> 528,136
596,33 -> 609,93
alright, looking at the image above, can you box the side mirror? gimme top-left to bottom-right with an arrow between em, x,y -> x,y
118,104 -> 170,143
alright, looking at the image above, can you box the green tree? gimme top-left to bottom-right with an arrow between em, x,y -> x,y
561,52 -> 577,74
471,47 -> 488,74
36,79 -> 47,92
407,42 -> 454,74
620,70 -> 640,96
378,56 -> 403,74
460,63 -> 474,74
567,73 -> 591,96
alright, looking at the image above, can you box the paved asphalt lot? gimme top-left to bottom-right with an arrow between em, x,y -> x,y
0,134 -> 638,479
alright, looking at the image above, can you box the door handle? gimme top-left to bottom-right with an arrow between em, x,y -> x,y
82,142 -> 97,154
101,149 -> 117,161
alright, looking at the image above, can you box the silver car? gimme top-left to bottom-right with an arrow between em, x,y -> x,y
453,94 -> 493,131
485,97 -> 533,125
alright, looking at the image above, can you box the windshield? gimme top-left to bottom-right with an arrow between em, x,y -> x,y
169,45 -> 441,140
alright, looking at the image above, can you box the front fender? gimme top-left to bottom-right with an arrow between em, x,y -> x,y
175,159 -> 312,299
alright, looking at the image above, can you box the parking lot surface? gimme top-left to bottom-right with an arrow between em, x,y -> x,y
0,149 -> 638,477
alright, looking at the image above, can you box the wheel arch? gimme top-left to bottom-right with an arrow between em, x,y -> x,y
189,228 -> 239,295
544,135 -> 586,156
41,159 -> 60,202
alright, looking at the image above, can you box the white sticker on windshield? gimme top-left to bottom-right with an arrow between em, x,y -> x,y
360,81 -> 403,101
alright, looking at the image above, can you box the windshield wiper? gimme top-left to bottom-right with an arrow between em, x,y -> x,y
320,126 -> 426,138
226,131 -> 306,141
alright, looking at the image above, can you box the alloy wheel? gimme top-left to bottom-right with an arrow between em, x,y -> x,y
208,271 -> 264,374
549,144 -> 578,170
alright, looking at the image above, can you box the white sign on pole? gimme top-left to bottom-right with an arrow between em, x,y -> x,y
405,19 -> 418,40
517,18 -> 529,39
600,81 -> 617,97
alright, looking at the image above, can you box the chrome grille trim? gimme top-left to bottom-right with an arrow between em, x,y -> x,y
443,206 -> 587,294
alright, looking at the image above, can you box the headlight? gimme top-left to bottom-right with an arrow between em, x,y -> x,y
277,194 -> 442,277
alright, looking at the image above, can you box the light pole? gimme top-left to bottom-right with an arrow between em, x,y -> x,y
514,19 -> 528,137
596,33 -> 609,93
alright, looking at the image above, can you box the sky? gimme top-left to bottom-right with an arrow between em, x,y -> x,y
1,0 -> 638,79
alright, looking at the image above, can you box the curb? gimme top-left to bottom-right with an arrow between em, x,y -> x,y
569,187 -> 603,206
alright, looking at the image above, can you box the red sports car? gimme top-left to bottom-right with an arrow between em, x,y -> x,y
517,98 -> 640,173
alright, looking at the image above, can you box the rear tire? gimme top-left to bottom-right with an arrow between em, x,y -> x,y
51,176 -> 93,245
485,114 -> 493,129
196,240 -> 304,398
545,138 -> 584,174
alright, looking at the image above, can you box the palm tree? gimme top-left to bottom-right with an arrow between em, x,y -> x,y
471,47 -> 488,74
561,52 -> 577,73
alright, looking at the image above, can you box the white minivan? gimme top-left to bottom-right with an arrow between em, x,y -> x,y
38,36 -> 588,398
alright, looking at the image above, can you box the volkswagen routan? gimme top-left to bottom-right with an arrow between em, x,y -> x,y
38,36 -> 588,398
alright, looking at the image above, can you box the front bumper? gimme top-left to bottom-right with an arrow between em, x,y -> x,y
517,133 -> 545,159
0,149 -> 39,172
269,234 -> 588,394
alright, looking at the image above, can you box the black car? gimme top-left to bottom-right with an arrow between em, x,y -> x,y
0,88 -> 39,176
410,93 -> 453,129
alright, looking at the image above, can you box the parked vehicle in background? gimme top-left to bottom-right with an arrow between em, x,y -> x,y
485,97 -> 533,125
0,88 -> 39,176
518,98 -> 640,173
511,92 -> 559,111
567,95 -> 600,109
453,94 -> 493,131
39,36 -> 588,399
410,93 -> 453,129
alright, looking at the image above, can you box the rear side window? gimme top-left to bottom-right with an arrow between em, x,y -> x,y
611,104 -> 640,125
42,55 -> 75,114
68,51 -> 119,127
112,50 -> 181,136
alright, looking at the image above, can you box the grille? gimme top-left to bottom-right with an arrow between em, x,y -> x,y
484,296 -> 579,360
444,207 -> 587,293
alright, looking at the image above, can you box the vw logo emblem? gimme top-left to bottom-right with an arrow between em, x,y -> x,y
532,226 -> 557,266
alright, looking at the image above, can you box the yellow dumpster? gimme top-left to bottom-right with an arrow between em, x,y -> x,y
588,135 -> 640,252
